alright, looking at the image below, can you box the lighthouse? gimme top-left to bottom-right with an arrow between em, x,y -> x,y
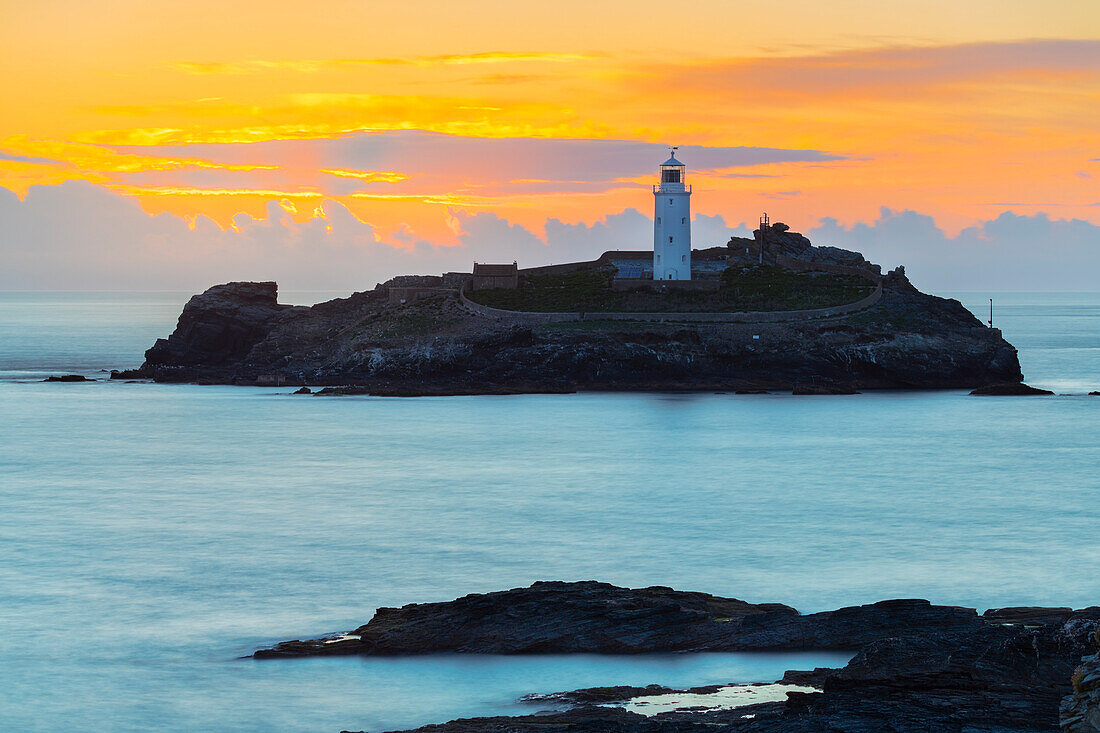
653,149 -> 691,280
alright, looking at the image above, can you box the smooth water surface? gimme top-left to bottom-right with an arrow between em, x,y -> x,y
0,290 -> 1098,731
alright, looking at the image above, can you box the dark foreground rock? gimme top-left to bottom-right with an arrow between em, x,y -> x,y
253,582 -> 999,659
972,382 -> 1055,396
382,621 -> 1097,732
276,582 -> 1098,733
254,581 -> 800,657
258,582 -> 1099,731
1061,629 -> 1100,731
123,260 -> 1022,393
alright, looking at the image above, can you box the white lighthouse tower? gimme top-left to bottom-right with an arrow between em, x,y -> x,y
653,149 -> 691,280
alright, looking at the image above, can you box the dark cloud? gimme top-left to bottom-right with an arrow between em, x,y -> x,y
111,131 -> 843,194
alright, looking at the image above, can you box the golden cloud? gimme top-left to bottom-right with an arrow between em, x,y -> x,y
112,186 -> 323,197
171,52 -> 597,75
321,169 -> 408,182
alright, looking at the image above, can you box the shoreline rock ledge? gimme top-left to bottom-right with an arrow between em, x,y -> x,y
256,582 -> 1100,732
115,264 -> 1023,394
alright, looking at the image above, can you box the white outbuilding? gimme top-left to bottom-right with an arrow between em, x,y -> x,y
652,151 -> 692,280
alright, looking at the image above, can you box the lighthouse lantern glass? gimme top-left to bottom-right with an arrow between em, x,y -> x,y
660,165 -> 683,184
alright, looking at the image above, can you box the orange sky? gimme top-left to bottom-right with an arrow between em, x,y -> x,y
2,0 -> 1099,249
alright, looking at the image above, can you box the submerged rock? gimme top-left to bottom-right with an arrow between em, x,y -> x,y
791,383 -> 859,395
518,683 -> 677,706
314,385 -> 371,396
971,382 -> 1055,395
291,386 -> 312,395
43,374 -> 92,382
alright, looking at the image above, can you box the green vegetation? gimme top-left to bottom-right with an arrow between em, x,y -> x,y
469,268 -> 622,312
357,296 -> 462,339
717,265 -> 872,311
466,265 -> 873,314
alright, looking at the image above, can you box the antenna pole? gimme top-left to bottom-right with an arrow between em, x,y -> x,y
989,298 -> 993,328
758,212 -> 769,265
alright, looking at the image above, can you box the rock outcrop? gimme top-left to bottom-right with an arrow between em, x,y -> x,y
119,261 -> 1023,393
140,281 -> 300,377
730,222 -> 882,275
754,222 -> 818,261
972,382 -> 1055,395
796,620 -> 1099,731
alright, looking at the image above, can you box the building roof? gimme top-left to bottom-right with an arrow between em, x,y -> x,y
473,263 -> 518,276
661,153 -> 684,167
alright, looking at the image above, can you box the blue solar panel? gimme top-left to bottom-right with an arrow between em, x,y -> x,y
616,265 -> 644,279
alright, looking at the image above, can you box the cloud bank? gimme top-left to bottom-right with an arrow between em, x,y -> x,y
1,182 -> 1095,294
0,181 -> 748,291
811,208 -> 1100,291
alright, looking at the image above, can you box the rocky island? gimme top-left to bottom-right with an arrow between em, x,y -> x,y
254,581 -> 1100,732
116,224 -> 1023,394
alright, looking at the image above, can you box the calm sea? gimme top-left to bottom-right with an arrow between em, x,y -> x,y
1,291 -> 1097,731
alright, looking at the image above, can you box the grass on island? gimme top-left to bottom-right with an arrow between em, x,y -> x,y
357,296 -> 463,339
466,266 -> 873,314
